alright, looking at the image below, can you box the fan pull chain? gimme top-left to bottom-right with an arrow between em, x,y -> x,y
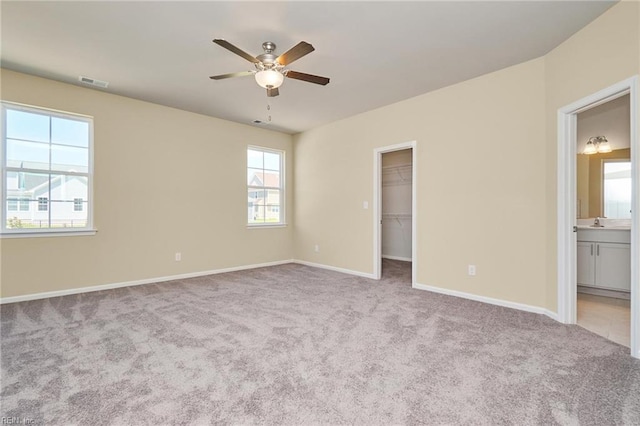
267,102 -> 272,122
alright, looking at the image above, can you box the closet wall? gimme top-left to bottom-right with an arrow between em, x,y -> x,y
381,149 -> 413,261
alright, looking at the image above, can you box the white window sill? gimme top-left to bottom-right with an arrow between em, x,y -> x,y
0,229 -> 98,239
246,223 -> 288,229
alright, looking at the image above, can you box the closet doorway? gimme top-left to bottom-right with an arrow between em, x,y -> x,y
373,142 -> 417,284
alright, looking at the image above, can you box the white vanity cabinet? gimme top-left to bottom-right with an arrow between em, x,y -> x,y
577,229 -> 630,292
577,241 -> 596,286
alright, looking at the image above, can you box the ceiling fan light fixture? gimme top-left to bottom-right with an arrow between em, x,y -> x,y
255,70 -> 284,89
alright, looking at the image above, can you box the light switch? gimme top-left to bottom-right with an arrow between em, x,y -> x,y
363,201 -> 369,209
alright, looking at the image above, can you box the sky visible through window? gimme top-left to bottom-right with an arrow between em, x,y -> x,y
6,109 -> 89,172
3,105 -> 91,230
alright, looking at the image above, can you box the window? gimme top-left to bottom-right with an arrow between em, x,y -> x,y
6,198 -> 28,211
2,102 -> 93,235
247,147 -> 284,225
603,160 -> 631,219
38,197 -> 48,211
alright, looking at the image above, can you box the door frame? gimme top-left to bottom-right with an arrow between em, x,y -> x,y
373,141 -> 417,284
557,76 -> 639,358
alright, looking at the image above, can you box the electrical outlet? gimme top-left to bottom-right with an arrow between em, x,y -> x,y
314,244 -> 320,253
175,252 -> 182,262
468,265 -> 476,276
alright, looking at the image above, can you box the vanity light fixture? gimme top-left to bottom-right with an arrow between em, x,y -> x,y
583,136 -> 611,155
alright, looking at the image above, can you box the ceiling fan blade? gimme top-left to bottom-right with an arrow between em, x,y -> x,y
213,39 -> 260,64
276,41 -> 315,66
286,70 -> 330,86
267,87 -> 279,97
209,71 -> 255,80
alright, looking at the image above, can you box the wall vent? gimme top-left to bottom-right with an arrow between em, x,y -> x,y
78,76 -> 109,88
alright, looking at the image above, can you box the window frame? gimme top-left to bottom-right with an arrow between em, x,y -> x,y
1,101 -> 95,238
247,145 -> 285,227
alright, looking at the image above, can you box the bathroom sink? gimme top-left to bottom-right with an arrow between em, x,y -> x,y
586,225 -> 630,229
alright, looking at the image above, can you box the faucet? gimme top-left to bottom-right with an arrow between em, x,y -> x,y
594,217 -> 603,227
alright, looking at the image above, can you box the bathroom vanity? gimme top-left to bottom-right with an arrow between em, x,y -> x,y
577,227 -> 630,293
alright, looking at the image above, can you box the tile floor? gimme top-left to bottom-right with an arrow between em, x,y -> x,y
577,292 -> 630,347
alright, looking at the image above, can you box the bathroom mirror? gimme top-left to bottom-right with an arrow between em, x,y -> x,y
577,149 -> 630,219
576,94 -> 631,219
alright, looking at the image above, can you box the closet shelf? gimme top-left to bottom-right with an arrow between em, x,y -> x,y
382,164 -> 412,186
382,214 -> 412,219
382,163 -> 412,170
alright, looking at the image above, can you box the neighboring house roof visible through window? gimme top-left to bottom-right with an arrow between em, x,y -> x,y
249,171 -> 280,188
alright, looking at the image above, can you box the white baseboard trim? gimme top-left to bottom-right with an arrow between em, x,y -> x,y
292,259 -> 376,279
382,255 -> 412,262
2,259 -> 562,325
413,282 -> 556,319
0,259 -> 294,304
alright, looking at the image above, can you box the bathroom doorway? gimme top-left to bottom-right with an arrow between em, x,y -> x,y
575,95 -> 632,347
373,142 -> 417,285
557,76 -> 639,359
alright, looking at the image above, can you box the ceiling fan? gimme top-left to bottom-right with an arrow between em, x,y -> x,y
210,39 -> 330,97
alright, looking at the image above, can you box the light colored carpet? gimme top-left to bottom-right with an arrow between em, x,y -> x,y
1,259 -> 639,425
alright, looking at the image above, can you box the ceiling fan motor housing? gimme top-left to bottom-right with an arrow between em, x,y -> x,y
262,41 -> 276,53
257,42 -> 279,70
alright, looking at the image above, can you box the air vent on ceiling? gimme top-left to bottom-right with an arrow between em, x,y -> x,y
78,76 -> 109,88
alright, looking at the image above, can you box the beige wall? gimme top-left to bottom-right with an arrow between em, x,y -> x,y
294,58 -> 548,307
544,1 -> 639,311
295,1 -> 639,312
0,69 -> 294,298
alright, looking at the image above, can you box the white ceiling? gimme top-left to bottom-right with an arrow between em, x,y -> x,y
1,1 -> 616,134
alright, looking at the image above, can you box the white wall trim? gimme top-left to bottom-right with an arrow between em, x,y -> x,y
413,282 -> 558,320
382,255 -> 412,262
373,141 -> 417,284
0,259 -> 294,304
557,75 -> 639,359
292,259 -> 376,279
544,310 -> 560,322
